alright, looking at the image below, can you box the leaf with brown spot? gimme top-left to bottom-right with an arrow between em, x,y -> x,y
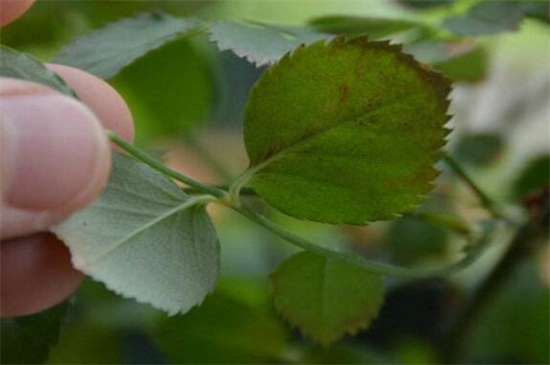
243,36 -> 452,224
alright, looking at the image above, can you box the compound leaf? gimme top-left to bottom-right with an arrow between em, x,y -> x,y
243,37 -> 451,224
52,154 -> 219,315
0,46 -> 74,96
55,13 -> 203,79
209,20 -> 331,67
271,252 -> 385,345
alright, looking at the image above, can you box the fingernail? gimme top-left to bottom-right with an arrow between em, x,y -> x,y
1,93 -> 109,210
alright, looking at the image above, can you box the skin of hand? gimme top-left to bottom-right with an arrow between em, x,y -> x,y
0,0 -> 134,317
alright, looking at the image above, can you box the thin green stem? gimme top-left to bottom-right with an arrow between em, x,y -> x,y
233,204 -> 497,279
184,186 -> 256,196
107,131 -> 227,199
227,168 -> 256,207
444,155 -> 504,219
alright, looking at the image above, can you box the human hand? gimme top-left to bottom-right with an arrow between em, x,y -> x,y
0,0 -> 134,317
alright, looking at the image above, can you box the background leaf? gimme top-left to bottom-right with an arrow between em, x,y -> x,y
443,1 -> 529,36
110,38 -> 216,144
397,0 -> 455,10
271,252 -> 385,345
209,20 -> 330,67
52,154 -> 219,315
154,291 -> 288,364
244,37 -> 451,224
453,133 -> 504,167
404,41 -> 489,82
458,262 -> 549,364
0,301 -> 70,364
0,46 -> 74,96
55,13 -> 203,79
309,16 -> 420,39
47,326 -> 123,364
511,154 -> 550,200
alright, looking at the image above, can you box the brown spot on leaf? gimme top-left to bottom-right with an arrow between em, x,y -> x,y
339,84 -> 351,103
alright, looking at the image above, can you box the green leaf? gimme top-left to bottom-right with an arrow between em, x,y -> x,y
459,262 -> 549,364
55,13 -> 203,79
0,301 -> 70,364
155,291 -> 288,363
511,154 -> 550,200
404,41 -> 489,82
387,216 -> 448,264
52,153 -> 219,315
0,46 -> 75,96
309,16 -> 420,39
397,0 -> 455,10
443,1 -> 529,36
111,38 -> 215,144
432,45 -> 488,82
243,37 -> 451,224
301,343 -> 389,364
523,1 -> 550,24
47,325 -> 123,364
209,20 -> 331,67
453,133 -> 504,167
271,252 -> 385,345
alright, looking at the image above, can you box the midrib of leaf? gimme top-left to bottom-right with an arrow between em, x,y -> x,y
83,195 -> 212,267
240,92 -> 423,188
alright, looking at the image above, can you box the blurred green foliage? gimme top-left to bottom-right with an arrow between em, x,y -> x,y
155,290 -> 288,364
110,38 -> 217,144
459,261 -> 549,364
1,302 -> 69,364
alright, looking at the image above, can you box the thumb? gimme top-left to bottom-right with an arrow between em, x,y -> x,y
1,79 -> 111,239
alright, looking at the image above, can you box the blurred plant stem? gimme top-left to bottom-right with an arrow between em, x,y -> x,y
443,155 -> 506,220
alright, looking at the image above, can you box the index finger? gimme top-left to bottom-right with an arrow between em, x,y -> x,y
0,0 -> 36,26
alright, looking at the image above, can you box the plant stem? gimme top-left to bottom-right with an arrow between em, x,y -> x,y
233,204 -> 497,279
444,155 -> 504,219
107,131 -> 227,199
184,186 -> 256,196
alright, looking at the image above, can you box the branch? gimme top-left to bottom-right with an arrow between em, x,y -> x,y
107,131 -> 227,199
444,155 -> 505,220
233,204 -> 498,280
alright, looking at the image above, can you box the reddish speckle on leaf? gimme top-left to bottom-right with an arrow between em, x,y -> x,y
339,84 -> 351,103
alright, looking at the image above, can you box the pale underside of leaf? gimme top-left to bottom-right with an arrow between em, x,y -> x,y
55,13 -> 202,79
271,252 -> 385,345
209,20 -> 332,67
243,36 -> 452,224
52,154 -> 219,315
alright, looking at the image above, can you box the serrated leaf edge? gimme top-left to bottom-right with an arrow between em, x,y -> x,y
55,12 -> 203,79
244,36 -> 453,225
270,255 -> 386,345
